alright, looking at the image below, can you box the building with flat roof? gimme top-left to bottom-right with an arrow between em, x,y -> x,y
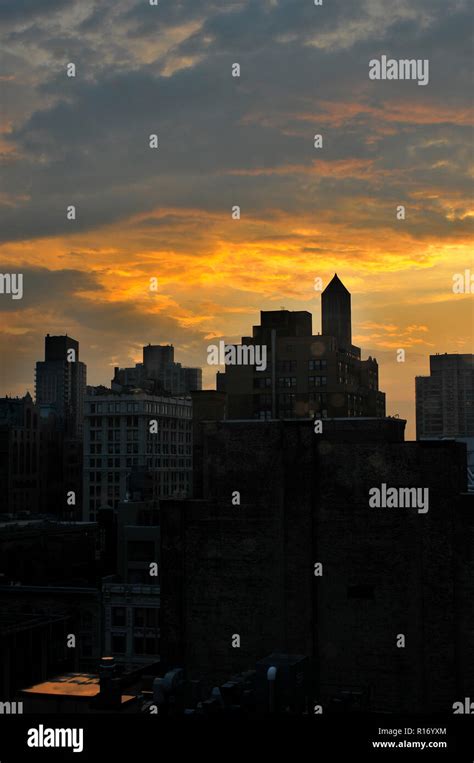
35,334 -> 86,438
19,659 -> 140,713
416,353 -> 474,438
83,390 -> 192,521
416,353 -> 474,492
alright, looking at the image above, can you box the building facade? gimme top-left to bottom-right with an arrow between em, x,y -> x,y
103,583 -> 160,667
35,334 -> 87,438
0,393 -> 40,515
83,391 -> 192,521
160,418 -> 473,713
416,353 -> 474,438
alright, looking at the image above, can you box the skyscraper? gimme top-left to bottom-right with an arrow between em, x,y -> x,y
35,334 -> 87,437
416,354 -> 474,491
416,354 -> 474,438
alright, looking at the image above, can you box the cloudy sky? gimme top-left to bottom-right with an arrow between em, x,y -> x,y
0,0 -> 472,437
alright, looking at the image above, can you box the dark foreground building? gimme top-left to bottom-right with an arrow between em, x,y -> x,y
0,393 -> 40,515
159,418 -> 473,714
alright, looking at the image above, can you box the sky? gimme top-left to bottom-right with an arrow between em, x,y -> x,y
0,0 -> 472,439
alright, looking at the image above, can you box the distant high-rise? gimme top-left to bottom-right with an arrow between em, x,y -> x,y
35,334 -> 87,437
321,273 -> 352,352
416,354 -> 474,438
416,354 -> 474,492
221,275 -> 385,420
112,344 -> 202,396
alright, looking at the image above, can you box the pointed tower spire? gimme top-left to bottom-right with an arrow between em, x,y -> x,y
321,274 -> 352,350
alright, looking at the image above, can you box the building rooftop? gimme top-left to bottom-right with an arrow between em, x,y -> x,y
21,673 -> 135,703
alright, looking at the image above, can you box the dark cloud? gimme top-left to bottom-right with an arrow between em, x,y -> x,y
0,0 -> 70,22
0,268 -> 100,312
0,0 -> 471,242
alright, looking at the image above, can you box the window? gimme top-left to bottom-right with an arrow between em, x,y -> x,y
309,376 -> 327,387
253,377 -> 272,389
111,633 -> 127,654
276,360 -> 297,372
278,377 -> 296,388
112,607 -> 126,626
309,359 -> 327,371
134,608 -> 159,628
134,636 -> 159,656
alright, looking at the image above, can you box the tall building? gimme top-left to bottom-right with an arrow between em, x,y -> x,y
222,275 -> 385,420
0,393 -> 40,515
103,497 -> 160,667
83,390 -> 192,521
112,344 -> 202,396
35,334 -> 87,437
416,354 -> 474,438
416,353 -> 474,492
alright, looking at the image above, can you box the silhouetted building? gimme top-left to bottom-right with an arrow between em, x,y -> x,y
222,275 -> 385,420
191,390 -> 227,497
112,344 -> 202,396
0,611 -> 73,699
83,390 -> 192,521
321,273 -> 352,352
38,411 -> 83,518
0,393 -> 40,515
160,418 -> 473,713
416,354 -> 474,492
0,517 -> 98,586
35,334 -> 87,438
416,354 -> 474,438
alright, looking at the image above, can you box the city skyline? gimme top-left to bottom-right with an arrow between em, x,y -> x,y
1,0 -> 472,440
0,303 -> 470,439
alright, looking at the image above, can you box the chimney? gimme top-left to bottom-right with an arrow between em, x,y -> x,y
96,656 -> 122,709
